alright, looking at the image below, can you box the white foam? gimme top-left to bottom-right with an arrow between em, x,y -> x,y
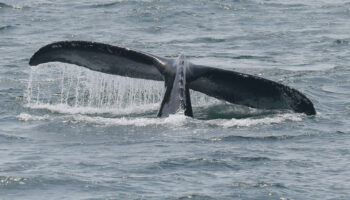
16,112 -> 191,127
17,113 -> 52,121
71,113 -> 190,127
205,113 -> 303,128
24,103 -> 159,115
17,112 -> 303,128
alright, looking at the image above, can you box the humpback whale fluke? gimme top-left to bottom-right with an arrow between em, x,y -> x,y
29,41 -> 316,117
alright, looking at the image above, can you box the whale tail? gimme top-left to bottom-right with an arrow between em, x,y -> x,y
157,54 -> 193,117
29,41 -> 316,117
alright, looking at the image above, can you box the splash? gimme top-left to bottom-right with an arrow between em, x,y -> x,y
17,112 -> 303,128
24,63 -> 216,115
23,63 -> 303,128
17,112 -> 191,128
206,113 -> 303,128
25,63 -> 165,114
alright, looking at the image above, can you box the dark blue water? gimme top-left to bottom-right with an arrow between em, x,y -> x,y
1,0 -> 350,199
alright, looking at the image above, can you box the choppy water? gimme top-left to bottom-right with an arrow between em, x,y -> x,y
1,0 -> 350,199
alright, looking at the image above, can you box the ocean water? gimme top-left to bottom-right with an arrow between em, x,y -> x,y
1,0 -> 350,199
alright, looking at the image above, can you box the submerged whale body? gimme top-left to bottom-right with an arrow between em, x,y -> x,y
29,41 -> 316,117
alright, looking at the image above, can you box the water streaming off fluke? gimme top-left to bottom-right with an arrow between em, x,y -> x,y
24,63 -> 216,115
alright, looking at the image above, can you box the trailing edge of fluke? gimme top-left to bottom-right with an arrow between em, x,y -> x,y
29,41 -> 316,117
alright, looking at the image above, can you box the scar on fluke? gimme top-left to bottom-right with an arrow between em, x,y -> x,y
29,41 -> 316,117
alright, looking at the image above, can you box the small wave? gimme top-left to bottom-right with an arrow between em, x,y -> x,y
210,53 -> 275,62
87,1 -> 120,8
261,2 -> 306,8
215,131 -> 322,143
215,130 -> 347,143
0,175 -> 89,189
231,181 -> 286,189
191,37 -> 226,43
237,156 -> 271,162
168,37 -> 226,44
0,2 -> 11,8
232,55 -> 272,60
178,194 -> 215,200
0,25 -> 13,31
149,157 -> 236,172
335,131 -> 350,135
0,133 -> 27,141
219,135 -> 295,142
0,2 -> 28,9
334,39 -> 349,46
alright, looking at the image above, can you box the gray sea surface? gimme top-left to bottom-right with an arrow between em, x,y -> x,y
1,0 -> 350,199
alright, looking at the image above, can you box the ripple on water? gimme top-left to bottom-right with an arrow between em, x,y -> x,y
0,176 -> 28,188
334,39 -> 349,46
0,25 -> 14,32
214,132 -> 319,142
231,181 -> 287,189
0,133 -> 27,141
85,1 -> 121,8
145,157 -> 238,172
0,2 -> 11,8
177,194 -> 215,200
0,175 -> 97,191
0,2 -> 29,9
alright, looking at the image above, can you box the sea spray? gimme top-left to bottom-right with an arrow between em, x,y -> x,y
25,63 -> 165,112
22,64 -> 303,127
24,63 -> 217,115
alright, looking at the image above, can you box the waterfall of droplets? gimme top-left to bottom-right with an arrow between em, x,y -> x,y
25,63 -> 216,115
